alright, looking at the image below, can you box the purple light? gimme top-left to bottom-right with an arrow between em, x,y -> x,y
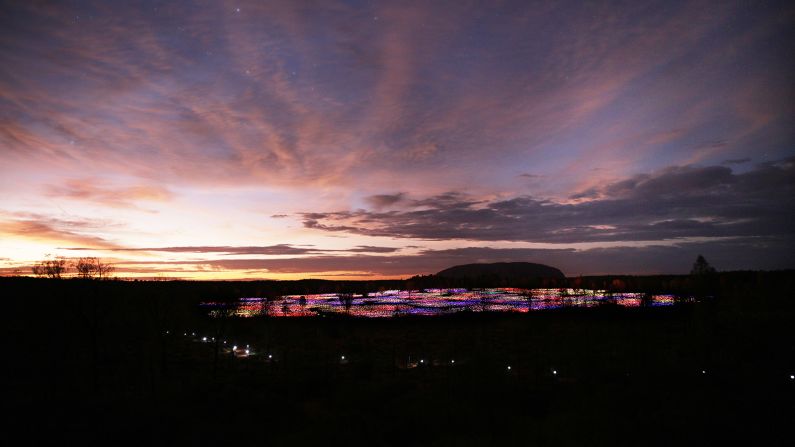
208,288 -> 687,319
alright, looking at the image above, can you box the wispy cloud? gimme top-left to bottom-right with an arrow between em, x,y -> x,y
722,158 -> 752,165
2,0 -> 790,192
0,213 -> 121,249
45,178 -> 172,209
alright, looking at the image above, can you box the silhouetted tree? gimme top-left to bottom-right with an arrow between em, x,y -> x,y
95,259 -> 114,279
690,255 -> 717,299
32,257 -> 68,278
641,292 -> 653,308
74,257 -> 96,278
690,255 -> 716,276
298,295 -> 307,312
73,257 -> 115,279
338,293 -> 354,314
520,290 -> 533,313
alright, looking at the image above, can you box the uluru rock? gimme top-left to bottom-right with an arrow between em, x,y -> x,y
436,262 -> 565,280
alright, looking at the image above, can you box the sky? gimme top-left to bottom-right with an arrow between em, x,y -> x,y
1,0 -> 793,279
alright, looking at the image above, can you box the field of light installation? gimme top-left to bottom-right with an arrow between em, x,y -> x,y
202,288 -> 682,318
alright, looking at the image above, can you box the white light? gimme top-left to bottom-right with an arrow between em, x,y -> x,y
268,354 -> 272,359
246,344 -> 250,348
552,370 -> 557,375
790,375 -> 794,380
420,359 -> 424,363
507,366 -> 512,370
245,349 -> 250,355
341,355 -> 346,360
451,360 -> 455,364
202,337 -> 207,342
192,332 -> 195,336
223,341 -> 226,344
702,370 -> 706,374
233,345 -> 237,350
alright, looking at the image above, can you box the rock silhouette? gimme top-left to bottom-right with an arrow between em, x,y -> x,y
436,262 -> 565,280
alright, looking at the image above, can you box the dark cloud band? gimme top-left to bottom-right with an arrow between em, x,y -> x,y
302,158 -> 795,244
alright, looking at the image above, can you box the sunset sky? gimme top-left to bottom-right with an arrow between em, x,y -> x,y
1,0 -> 793,279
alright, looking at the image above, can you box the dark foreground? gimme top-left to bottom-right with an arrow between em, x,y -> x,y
4,272 -> 794,446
